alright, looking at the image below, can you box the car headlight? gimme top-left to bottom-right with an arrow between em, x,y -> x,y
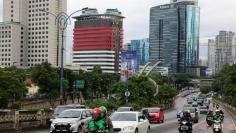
123,126 -> 135,131
69,122 -> 77,126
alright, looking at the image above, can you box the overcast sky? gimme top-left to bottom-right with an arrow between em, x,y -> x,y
1,0 -> 236,62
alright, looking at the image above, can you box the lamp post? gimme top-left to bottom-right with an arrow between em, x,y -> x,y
39,8 -> 86,105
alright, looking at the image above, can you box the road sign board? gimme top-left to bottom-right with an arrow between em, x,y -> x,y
125,91 -> 130,97
76,80 -> 85,89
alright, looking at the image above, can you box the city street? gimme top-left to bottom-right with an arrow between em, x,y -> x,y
6,94 -> 236,133
150,95 -> 236,133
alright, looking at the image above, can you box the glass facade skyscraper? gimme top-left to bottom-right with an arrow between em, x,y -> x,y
149,0 -> 200,74
130,38 -> 150,65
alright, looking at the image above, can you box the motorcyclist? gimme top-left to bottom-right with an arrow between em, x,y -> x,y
206,110 -> 214,126
142,109 -> 149,118
99,106 -> 113,133
213,109 -> 224,122
88,108 -> 109,133
178,111 -> 193,131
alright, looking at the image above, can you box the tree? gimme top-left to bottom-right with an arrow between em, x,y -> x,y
113,75 -> 156,109
174,73 -> 192,89
213,64 -> 236,107
149,73 -> 168,85
31,62 -> 60,107
0,69 -> 27,108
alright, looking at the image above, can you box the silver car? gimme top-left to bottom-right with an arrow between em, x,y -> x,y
50,109 -> 91,133
199,106 -> 208,114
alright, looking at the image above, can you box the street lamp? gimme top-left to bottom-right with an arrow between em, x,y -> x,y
39,8 -> 86,105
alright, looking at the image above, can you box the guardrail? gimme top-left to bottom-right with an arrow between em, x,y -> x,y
0,110 -> 52,131
213,99 -> 236,122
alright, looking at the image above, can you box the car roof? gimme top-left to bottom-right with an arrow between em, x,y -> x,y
114,111 -> 139,114
119,107 -> 133,108
62,109 -> 89,111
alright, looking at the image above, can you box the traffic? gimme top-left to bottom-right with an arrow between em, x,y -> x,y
45,89 -> 235,133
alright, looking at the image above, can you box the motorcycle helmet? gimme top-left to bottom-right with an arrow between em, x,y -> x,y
99,106 -> 107,118
92,108 -> 102,120
183,111 -> 190,117
100,106 -> 108,114
215,109 -> 220,115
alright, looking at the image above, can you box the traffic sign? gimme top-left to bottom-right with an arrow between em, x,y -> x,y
75,80 -> 85,89
125,91 -> 130,97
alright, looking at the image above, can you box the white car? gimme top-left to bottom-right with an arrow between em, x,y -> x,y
50,109 -> 91,133
110,111 -> 150,133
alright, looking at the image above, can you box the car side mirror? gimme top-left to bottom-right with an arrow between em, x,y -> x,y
139,118 -> 144,122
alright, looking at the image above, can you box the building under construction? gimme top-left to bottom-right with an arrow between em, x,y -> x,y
72,8 -> 124,73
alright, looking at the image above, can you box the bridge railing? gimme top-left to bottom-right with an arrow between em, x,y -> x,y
0,110 -> 52,131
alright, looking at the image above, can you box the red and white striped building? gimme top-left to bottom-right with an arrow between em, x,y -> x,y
72,8 -> 124,73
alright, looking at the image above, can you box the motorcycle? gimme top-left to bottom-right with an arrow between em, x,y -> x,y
206,116 -> 213,126
212,120 -> 222,133
178,120 -> 192,133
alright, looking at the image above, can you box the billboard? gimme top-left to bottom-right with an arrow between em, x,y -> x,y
120,51 -> 139,81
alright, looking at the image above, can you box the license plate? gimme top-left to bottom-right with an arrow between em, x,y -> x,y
181,126 -> 188,130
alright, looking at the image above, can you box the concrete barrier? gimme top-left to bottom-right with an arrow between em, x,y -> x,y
0,110 -> 52,131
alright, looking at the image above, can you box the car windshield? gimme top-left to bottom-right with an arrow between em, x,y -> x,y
117,107 -> 130,112
146,108 -> 160,113
58,110 -> 81,118
110,113 -> 136,121
201,106 -> 207,109
183,108 -> 195,113
54,107 -> 72,115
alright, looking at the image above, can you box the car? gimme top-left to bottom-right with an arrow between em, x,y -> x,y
177,110 -> 183,121
183,107 -> 199,123
110,111 -> 150,133
187,98 -> 194,104
183,104 -> 192,108
117,107 -> 134,112
52,104 -> 86,119
192,102 -> 198,107
50,109 -> 91,133
199,106 -> 208,114
142,107 -> 164,123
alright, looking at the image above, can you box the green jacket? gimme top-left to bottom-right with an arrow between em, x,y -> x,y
213,115 -> 223,122
88,119 -> 110,133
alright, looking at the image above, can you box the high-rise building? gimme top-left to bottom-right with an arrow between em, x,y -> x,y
232,37 -> 236,64
215,31 -> 235,72
123,43 -> 131,51
149,0 -> 200,74
0,22 -> 27,67
72,8 -> 124,73
130,38 -> 150,66
1,0 -> 67,68
208,39 -> 216,75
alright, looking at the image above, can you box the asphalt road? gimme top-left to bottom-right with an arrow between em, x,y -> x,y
150,94 -> 236,133
7,94 -> 236,133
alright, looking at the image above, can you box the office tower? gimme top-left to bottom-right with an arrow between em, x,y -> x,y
130,38 -> 149,65
0,22 -> 27,67
72,8 -> 124,73
215,31 -> 235,72
208,39 -> 216,75
1,0 -> 67,67
124,43 -> 132,51
149,0 -> 200,74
